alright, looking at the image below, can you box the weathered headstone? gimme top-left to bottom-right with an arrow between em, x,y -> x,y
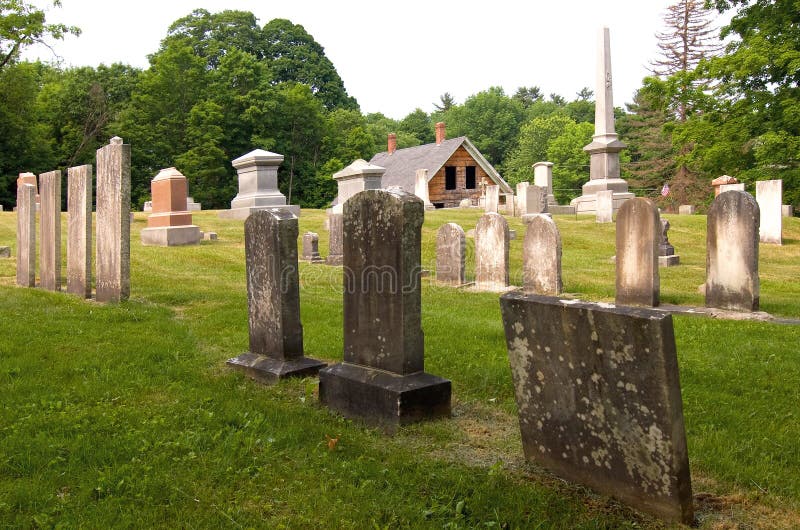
220,149 -> 300,219
658,219 -> 680,267
782,205 -> 794,217
595,190 -> 614,223
756,179 -> 782,245
96,136 -> 131,303
678,205 -> 696,215
522,215 -> 562,295
475,212 -> 510,291
533,161 -> 557,206
326,212 -> 343,265
141,167 -> 202,246
484,184 -> 499,213
332,159 -> 385,214
616,198 -> 660,306
500,292 -> 693,524
706,191 -> 759,311
16,172 -> 39,207
39,170 -> 61,292
414,168 -> 435,210
16,184 -> 35,287
67,165 -> 93,298
711,175 -> 738,197
301,231 -> 324,263
318,189 -> 451,429
0,246 -> 9,258
525,185 -> 548,215
227,210 -> 326,383
436,223 -> 466,286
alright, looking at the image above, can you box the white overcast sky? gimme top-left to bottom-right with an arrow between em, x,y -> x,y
22,1 -> 730,119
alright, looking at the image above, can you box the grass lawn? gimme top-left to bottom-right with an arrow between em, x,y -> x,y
0,208 -> 798,528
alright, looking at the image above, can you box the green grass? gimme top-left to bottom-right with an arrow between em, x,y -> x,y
0,208 -> 798,528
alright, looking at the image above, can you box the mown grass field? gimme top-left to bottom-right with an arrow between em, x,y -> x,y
0,208 -> 798,528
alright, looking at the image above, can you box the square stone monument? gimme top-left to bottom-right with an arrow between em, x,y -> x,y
141,168 -> 202,246
331,159 -> 385,214
318,189 -> 451,429
219,149 -> 300,219
533,161 -> 558,206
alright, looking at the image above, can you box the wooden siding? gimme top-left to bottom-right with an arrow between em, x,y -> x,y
428,146 -> 489,207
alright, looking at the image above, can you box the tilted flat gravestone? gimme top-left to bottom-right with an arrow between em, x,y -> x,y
436,223 -> 466,286
16,184 -> 36,287
39,170 -> 62,292
301,231 -> 324,263
706,190 -> 759,311
96,137 -> 131,303
475,213 -> 510,291
67,165 -> 93,298
500,292 -> 693,524
595,190 -> 614,223
756,179 -> 782,245
522,215 -> 562,296
326,212 -> 343,265
319,189 -> 451,429
227,210 -> 326,383
616,198 -> 660,306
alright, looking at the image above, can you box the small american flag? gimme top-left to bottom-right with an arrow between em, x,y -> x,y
661,182 -> 670,197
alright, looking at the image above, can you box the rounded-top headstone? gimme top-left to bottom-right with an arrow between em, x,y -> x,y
522,215 -> 562,296
615,197 -> 660,306
475,212 -> 510,291
436,223 -> 466,286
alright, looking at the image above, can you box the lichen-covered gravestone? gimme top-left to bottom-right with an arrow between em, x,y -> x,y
39,170 -> 62,292
474,213 -> 510,291
435,223 -> 466,286
16,184 -> 36,287
500,292 -> 693,524
615,197 -> 660,306
67,164 -> 93,298
318,189 -> 451,429
706,190 -> 759,312
227,209 -> 326,383
522,215 -> 562,296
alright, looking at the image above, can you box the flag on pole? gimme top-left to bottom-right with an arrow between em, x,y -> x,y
661,182 -> 670,197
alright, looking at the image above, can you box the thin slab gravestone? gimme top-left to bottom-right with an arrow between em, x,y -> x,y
318,189 -> 451,430
474,213 -> 510,291
326,212 -> 343,265
227,210 -> 326,383
485,184 -> 499,213
522,215 -> 562,296
616,197 -> 660,306
500,292 -> 693,524
755,179 -> 782,245
435,223 -> 466,286
302,231 -> 324,263
96,137 -> 131,303
39,170 -> 61,292
67,164 -> 93,298
706,190 -> 759,311
595,190 -> 614,223
16,184 -> 36,287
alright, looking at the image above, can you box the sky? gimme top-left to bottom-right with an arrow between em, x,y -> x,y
20,1 -> 726,120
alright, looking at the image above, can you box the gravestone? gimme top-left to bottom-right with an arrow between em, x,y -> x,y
485,184 -> 499,213
755,179 -> 782,245
414,169 -> 435,210
616,198 -> 660,306
227,210 -> 326,383
533,161 -> 557,206
782,205 -> 794,217
0,246 -> 9,258
16,172 -> 39,207
525,186 -> 548,215
706,191 -> 759,311
16,184 -> 36,287
332,159 -> 385,214
595,190 -> 614,223
475,213 -> 510,291
318,189 -> 451,429
96,136 -> 131,303
516,182 -> 530,216
187,197 -> 201,211
302,231 -> 324,263
500,292 -> 693,524
326,212 -> 343,265
436,223 -> 466,286
658,219 -> 680,267
719,183 -> 744,193
141,167 -> 202,246
220,149 -> 300,219
678,205 -> 696,215
39,170 -> 61,292
67,165 -> 93,298
522,215 -> 562,296
711,175 -> 737,196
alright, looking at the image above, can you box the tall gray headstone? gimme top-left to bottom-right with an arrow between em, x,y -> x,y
436,223 -> 466,286
500,292 -> 693,524
485,184 -> 499,213
475,213 -> 510,291
301,231 -> 323,263
319,189 -> 451,429
67,164 -> 93,298
522,215 -> 562,296
227,210 -> 326,383
706,191 -> 759,311
756,179 -> 782,245
39,170 -> 61,292
96,136 -> 131,303
16,184 -> 36,287
616,198 -> 660,306
595,190 -> 614,223
326,212 -> 343,265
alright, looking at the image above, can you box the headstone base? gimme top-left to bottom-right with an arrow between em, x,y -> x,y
303,254 -> 324,263
227,352 -> 326,385
659,255 -> 680,267
678,205 -> 696,215
319,362 -> 451,429
549,205 -> 576,215
141,225 -> 202,246
571,190 -> 635,213
782,205 -> 793,217
218,205 -> 300,220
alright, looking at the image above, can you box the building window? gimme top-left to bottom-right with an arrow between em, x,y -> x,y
445,166 -> 456,190
465,166 -> 476,189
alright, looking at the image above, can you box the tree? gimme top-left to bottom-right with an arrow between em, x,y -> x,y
433,92 -> 455,112
513,86 -> 543,108
399,108 -> 433,144
575,87 -> 594,101
547,121 -> 595,203
504,114 -> 574,185
0,0 -> 79,72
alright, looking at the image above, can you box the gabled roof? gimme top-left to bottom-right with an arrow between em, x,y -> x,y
368,136 -> 513,194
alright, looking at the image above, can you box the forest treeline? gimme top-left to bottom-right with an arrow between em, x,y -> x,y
0,1 -> 798,211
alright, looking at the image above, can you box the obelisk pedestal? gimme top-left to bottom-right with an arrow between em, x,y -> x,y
219,149 -> 300,220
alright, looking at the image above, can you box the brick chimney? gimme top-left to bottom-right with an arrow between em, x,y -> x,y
387,133 -> 397,155
435,122 -> 446,145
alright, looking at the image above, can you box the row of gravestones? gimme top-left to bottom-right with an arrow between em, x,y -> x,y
16,137 -> 131,303
226,188 -> 709,524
